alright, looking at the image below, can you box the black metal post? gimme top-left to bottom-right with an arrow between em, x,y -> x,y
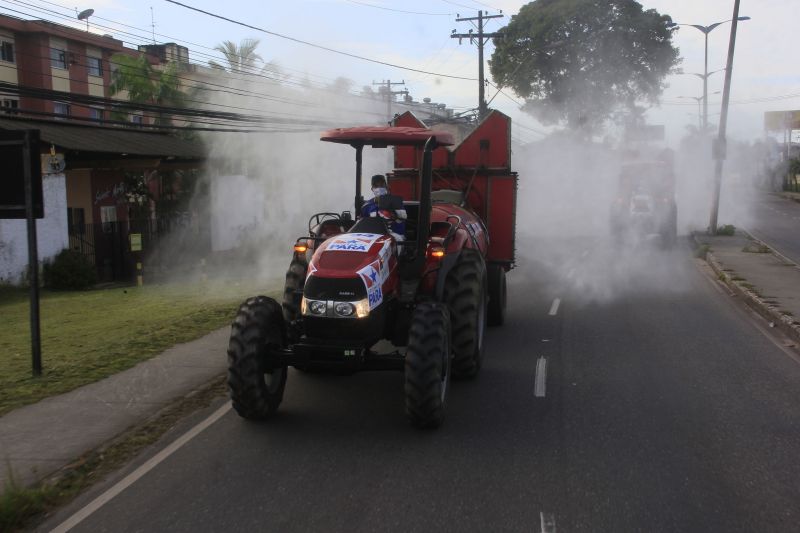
23,130 -> 42,376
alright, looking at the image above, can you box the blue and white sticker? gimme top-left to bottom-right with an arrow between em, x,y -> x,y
327,233 -> 383,253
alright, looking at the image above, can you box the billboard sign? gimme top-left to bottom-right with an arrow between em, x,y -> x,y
764,110 -> 800,131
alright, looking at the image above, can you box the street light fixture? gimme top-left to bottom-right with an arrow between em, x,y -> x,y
677,91 -> 721,131
670,16 -> 750,131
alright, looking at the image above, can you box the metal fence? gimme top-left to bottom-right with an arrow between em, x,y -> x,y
67,216 -> 210,282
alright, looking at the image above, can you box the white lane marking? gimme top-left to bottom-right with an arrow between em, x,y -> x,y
540,511 -> 557,533
50,403 -> 232,533
548,298 -> 561,316
534,357 -> 548,398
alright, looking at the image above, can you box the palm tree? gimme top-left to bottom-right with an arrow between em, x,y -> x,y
109,54 -> 185,126
208,38 -> 262,74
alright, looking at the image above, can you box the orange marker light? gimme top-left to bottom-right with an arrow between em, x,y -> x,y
294,243 -> 308,253
429,248 -> 445,259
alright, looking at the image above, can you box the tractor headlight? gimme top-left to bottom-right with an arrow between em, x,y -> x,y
301,298 -> 370,318
302,298 -> 327,316
354,298 -> 370,319
334,302 -> 355,317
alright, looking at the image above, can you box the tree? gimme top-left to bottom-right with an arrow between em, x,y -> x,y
490,0 -> 679,132
109,54 -> 185,126
208,38 -> 263,74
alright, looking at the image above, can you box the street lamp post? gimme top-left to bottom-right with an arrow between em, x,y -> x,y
678,91 -> 721,132
671,16 -> 750,132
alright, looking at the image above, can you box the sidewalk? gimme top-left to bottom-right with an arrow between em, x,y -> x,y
694,230 -> 800,344
0,326 -> 230,490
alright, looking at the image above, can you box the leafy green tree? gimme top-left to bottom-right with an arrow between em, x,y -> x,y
490,0 -> 679,132
109,54 -> 185,125
208,38 -> 262,73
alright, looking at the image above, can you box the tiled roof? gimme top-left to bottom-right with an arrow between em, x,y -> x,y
0,116 -> 205,159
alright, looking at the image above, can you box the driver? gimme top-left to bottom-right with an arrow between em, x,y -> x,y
361,174 -> 407,241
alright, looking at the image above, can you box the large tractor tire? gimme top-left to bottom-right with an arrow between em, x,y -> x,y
404,302 -> 451,429
227,296 -> 288,420
487,263 -> 507,327
282,256 -> 308,323
444,249 -> 487,379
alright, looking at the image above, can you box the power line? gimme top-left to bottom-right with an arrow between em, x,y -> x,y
5,0 -> 343,89
164,0 -> 477,81
2,1 -> 477,120
343,0 -> 453,16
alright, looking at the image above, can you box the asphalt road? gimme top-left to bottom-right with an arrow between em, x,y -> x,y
44,240 -> 800,533
740,193 -> 800,263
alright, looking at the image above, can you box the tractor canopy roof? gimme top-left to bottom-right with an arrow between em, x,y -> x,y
320,126 -> 454,147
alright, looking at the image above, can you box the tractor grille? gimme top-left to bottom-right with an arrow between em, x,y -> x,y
304,276 -> 366,301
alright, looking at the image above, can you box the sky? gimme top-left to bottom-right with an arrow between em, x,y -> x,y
2,0 -> 798,146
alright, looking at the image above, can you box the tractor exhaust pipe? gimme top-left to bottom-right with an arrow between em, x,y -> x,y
415,137 -> 434,269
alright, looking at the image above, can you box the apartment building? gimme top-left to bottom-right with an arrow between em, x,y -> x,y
0,14 -> 206,284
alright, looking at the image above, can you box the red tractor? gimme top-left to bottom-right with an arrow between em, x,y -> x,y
227,113 -> 517,428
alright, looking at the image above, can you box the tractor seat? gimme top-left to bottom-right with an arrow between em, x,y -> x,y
347,216 -> 389,235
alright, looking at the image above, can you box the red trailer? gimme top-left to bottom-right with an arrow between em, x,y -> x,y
389,110 -> 517,322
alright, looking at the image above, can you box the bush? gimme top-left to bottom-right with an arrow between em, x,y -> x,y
716,224 -> 736,236
43,249 -> 97,290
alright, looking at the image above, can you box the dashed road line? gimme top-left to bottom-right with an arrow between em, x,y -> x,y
548,298 -> 561,316
540,511 -> 557,533
534,357 -> 548,398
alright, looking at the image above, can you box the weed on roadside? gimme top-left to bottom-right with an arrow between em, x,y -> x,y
0,469 -> 60,532
694,244 -> 710,259
716,224 -> 736,236
742,242 -> 770,253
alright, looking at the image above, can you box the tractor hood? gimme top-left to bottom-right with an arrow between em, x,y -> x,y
306,233 -> 396,310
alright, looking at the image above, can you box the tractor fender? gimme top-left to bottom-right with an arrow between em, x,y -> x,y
434,249 -> 462,302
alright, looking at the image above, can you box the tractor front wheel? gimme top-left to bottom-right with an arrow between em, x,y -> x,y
404,302 -> 451,429
282,256 -> 308,324
227,296 -> 288,420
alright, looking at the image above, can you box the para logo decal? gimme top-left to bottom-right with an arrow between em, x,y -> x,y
357,257 -> 388,310
327,233 -> 383,252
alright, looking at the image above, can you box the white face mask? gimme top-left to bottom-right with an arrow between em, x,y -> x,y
372,187 -> 388,196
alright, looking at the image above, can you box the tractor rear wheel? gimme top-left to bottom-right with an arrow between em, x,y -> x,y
444,249 -> 487,379
487,264 -> 507,327
282,256 -> 308,323
227,296 -> 288,420
404,302 -> 451,429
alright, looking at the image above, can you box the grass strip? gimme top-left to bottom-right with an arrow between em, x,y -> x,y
0,280 -> 278,415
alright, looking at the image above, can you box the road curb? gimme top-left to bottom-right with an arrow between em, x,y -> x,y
691,232 -> 800,346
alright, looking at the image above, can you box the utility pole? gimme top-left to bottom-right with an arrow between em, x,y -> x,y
373,80 -> 407,124
708,0 -> 742,235
451,10 -> 503,119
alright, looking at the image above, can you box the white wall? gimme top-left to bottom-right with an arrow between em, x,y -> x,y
210,174 -> 265,252
0,174 -> 69,284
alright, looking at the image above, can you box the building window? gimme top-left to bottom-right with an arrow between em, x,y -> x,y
130,114 -> 143,125
0,41 -> 13,63
87,56 -> 102,76
53,102 -> 70,118
50,47 -> 67,69
100,206 -> 117,233
89,107 -> 103,122
1,99 -> 18,114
